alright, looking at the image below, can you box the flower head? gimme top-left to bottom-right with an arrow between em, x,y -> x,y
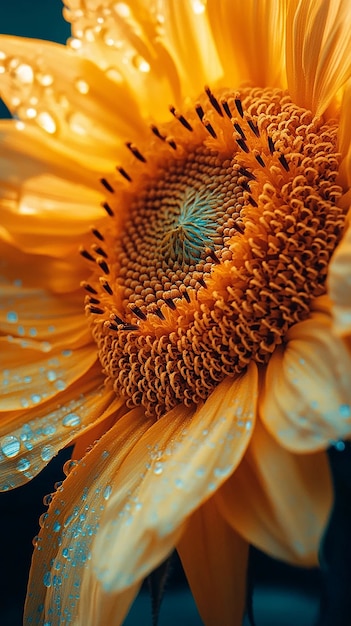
1,1 -> 351,624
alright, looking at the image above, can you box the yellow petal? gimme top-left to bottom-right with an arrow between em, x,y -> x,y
0,362 -> 123,490
261,303 -> 351,451
159,0 -> 222,98
215,419 -> 332,566
63,0 -> 183,121
206,0 -> 288,88
177,498 -> 248,626
286,0 -> 351,116
92,364 -> 257,592
0,238 -> 87,293
24,407 -> 150,626
328,224 -> 351,337
0,36 -> 146,168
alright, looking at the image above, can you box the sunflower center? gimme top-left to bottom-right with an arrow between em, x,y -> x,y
83,87 -> 346,418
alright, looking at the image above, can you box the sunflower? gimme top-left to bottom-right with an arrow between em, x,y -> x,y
1,0 -> 351,624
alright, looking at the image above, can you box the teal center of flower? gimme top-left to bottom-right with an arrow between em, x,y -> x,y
160,187 -> 219,265
83,87 -> 347,419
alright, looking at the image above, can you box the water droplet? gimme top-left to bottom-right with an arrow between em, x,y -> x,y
26,107 -> 37,119
63,459 -> 78,476
113,2 -> 131,17
53,521 -> 61,532
334,440 -> 346,452
62,413 -> 81,428
1,435 -> 20,458
103,485 -> 112,500
75,78 -> 89,94
47,370 -> 57,382
68,111 -> 88,136
41,444 -> 55,462
340,404 -> 351,418
43,571 -> 52,588
37,111 -> 57,134
39,512 -> 48,528
6,311 -> 18,323
31,394 -> 41,404
15,63 -> 34,84
43,493 -> 53,506
32,535 -> 40,547
62,548 -> 69,558
132,54 -> 150,73
192,0 -> 206,14
175,478 -> 184,489
38,73 -> 53,86
153,462 -> 163,475
55,379 -> 66,391
16,458 -> 30,472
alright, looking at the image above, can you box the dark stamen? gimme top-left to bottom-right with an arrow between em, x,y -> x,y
97,259 -> 110,274
182,290 -> 191,303
268,136 -> 275,154
117,166 -> 132,182
100,178 -> 114,193
248,195 -> 258,207
126,142 -> 147,162
101,280 -> 113,295
234,122 -> 246,139
79,247 -> 95,262
113,314 -> 125,325
169,106 -> 193,131
88,297 -> 101,305
167,138 -> 177,150
81,281 -> 98,295
122,324 -> 139,331
207,249 -> 220,265
195,104 -> 205,122
151,125 -> 166,141
279,153 -> 290,171
92,228 -> 104,241
242,180 -> 251,192
130,305 -> 147,321
101,201 -> 114,217
154,308 -> 166,320
247,119 -> 260,137
234,221 -> 245,234
89,305 -> 105,315
238,167 -> 256,181
221,100 -> 232,119
204,122 -> 217,138
205,86 -> 223,116
255,154 -> 265,167
236,138 -> 250,153
164,298 -> 177,310
198,277 -> 207,288
92,245 -> 108,259
109,323 -> 119,331
235,98 -> 244,118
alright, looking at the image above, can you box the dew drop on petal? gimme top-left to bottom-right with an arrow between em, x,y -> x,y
6,311 -> 18,323
37,111 -> 57,134
132,54 -> 150,73
16,458 -> 31,472
15,63 -> 34,85
43,572 -> 52,588
62,413 -> 81,428
192,0 -> 206,14
1,435 -> 20,458
75,78 -> 89,94
40,444 -> 55,462
153,462 -> 164,475
103,484 -> 112,500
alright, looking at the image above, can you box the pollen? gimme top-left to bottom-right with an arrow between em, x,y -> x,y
83,87 -> 346,418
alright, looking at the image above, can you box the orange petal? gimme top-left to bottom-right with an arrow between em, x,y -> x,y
0,237 -> 87,294
177,498 -> 248,626
328,225 -> 351,338
92,364 -> 257,592
24,407 -> 150,626
207,0 -> 288,88
337,79 -> 351,187
286,0 -> 351,116
63,0 -> 183,121
261,303 -> 351,451
0,36 -> 146,168
0,362 -> 122,490
215,419 -> 333,566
